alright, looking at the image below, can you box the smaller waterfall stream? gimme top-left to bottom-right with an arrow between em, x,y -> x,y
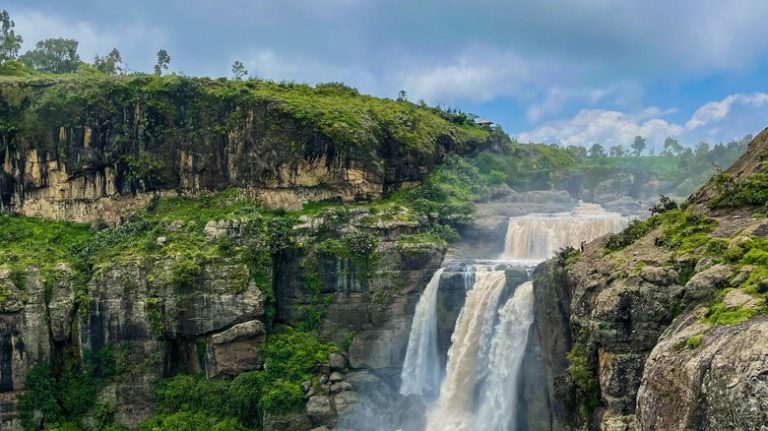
475,281 -> 535,431
399,268 -> 445,398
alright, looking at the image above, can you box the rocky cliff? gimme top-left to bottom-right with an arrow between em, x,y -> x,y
527,128 -> 768,430
0,74 -> 499,431
0,76 -> 493,224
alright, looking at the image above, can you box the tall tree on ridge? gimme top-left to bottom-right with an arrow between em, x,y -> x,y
0,9 -> 22,65
20,38 -> 82,73
154,49 -> 171,75
631,135 -> 646,157
232,60 -> 247,80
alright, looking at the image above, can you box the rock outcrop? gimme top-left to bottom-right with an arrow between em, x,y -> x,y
526,128 -> 768,431
0,257 -> 268,430
636,310 -> 768,431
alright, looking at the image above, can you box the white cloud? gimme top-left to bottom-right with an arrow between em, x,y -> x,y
686,93 -> 768,129
518,109 -> 683,147
519,92 -> 768,148
525,81 -> 645,122
393,50 -> 532,103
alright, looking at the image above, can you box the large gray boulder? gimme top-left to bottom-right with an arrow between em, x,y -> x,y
637,310 -> 768,431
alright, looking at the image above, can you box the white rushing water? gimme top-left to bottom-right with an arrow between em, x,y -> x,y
475,281 -> 535,431
400,268 -> 445,398
502,202 -> 627,261
426,267 -> 508,431
397,202 -> 626,431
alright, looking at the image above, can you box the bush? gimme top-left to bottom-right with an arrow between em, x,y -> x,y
744,249 -> 768,265
566,342 -> 600,415
605,216 -> 660,251
138,412 -> 250,431
649,195 -> 678,215
710,172 -> 768,208
18,346 -> 121,430
170,258 -> 202,291
685,335 -> 703,349
148,329 -> 337,429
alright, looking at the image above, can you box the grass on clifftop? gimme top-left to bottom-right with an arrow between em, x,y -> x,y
0,73 -> 491,160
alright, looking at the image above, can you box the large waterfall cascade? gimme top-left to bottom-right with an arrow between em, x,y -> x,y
502,202 -> 627,261
399,202 -> 627,431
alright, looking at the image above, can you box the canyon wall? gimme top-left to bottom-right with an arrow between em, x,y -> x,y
526,128 -> 768,431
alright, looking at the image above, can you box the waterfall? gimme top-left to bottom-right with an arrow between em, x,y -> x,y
395,202 -> 627,431
475,281 -> 535,431
502,202 -> 627,261
400,268 -> 445,398
425,267 -> 507,431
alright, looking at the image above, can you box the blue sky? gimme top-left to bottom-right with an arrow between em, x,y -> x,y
6,0 -> 768,148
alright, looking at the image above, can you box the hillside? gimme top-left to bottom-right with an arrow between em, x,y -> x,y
527,128 -> 768,430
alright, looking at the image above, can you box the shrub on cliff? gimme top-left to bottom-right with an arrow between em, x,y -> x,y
148,329 -> 337,429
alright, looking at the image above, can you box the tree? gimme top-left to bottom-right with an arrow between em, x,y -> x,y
20,38 -> 81,73
694,142 -> 710,158
566,145 -> 588,161
678,147 -> 693,162
154,49 -> 171,75
397,89 -> 407,101
231,60 -> 247,80
631,135 -> 646,157
609,145 -> 626,158
94,48 -> 123,75
588,143 -> 606,159
662,137 -> 683,157
0,9 -> 22,64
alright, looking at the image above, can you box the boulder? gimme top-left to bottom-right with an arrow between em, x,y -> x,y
306,394 -> 336,426
263,411 -> 311,431
637,311 -> 768,430
682,264 -> 732,304
328,352 -> 347,370
206,320 -> 266,378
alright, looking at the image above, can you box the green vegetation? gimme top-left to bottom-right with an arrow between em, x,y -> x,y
565,341 -> 600,417
605,216 -> 661,251
703,302 -> 761,325
685,334 -> 703,349
654,210 -> 718,253
404,153 -> 490,220
606,207 -> 717,254
710,170 -> 768,209
397,224 -> 460,247
144,329 -> 337,430
18,346 -> 129,430
0,214 -> 93,274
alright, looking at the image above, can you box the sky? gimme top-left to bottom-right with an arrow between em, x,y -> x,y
5,0 -> 768,149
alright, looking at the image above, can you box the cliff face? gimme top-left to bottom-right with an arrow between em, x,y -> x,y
528,128 -> 768,431
0,257 -> 267,429
0,77 -> 491,223
0,205 -> 465,430
0,75 -> 498,430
